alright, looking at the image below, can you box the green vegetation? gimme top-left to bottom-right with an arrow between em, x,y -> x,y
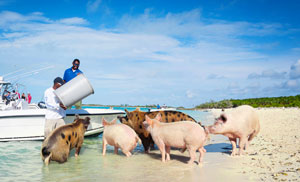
195,95 -> 300,109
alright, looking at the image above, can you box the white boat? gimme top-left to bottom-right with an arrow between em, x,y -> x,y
0,76 -> 125,142
148,107 -> 177,112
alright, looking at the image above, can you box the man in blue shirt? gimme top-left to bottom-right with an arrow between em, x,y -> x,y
63,59 -> 83,109
63,59 -> 83,83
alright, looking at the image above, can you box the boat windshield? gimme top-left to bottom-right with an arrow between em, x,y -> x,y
0,83 -> 12,102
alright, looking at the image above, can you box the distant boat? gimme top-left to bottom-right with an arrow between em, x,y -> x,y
148,107 -> 177,112
0,76 -> 125,142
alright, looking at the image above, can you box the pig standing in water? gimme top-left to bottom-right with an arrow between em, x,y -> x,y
144,113 -> 208,165
102,118 -> 141,157
208,105 -> 260,156
41,115 -> 90,165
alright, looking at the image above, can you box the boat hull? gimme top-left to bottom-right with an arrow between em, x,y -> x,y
149,108 -> 176,112
0,109 -> 124,142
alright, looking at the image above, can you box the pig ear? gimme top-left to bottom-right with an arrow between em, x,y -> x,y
155,113 -> 162,122
84,117 -> 91,125
102,118 -> 108,126
220,114 -> 227,123
145,115 -> 153,125
125,109 -> 130,115
85,117 -> 90,122
75,114 -> 80,120
117,116 -> 123,123
111,118 -> 117,124
128,119 -> 134,127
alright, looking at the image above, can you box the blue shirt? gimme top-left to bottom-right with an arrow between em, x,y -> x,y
63,67 -> 83,82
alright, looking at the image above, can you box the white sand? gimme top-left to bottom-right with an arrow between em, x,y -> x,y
205,107 -> 300,181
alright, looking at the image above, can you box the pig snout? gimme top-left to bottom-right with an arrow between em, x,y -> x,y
207,125 -> 216,133
143,121 -> 150,132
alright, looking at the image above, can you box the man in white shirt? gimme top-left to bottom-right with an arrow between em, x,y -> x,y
44,77 -> 67,138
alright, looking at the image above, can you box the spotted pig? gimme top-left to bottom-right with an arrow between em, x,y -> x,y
41,115 -> 90,165
118,108 -> 200,152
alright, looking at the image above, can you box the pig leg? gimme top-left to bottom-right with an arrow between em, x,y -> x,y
198,147 -> 205,165
229,137 -> 237,156
246,130 -> 258,151
122,150 -> 132,157
75,146 -> 81,157
187,148 -> 196,164
238,136 -> 247,155
114,147 -> 119,154
102,139 -> 107,156
156,141 -> 166,162
165,146 -> 171,161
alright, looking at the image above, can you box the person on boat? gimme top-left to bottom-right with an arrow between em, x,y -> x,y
11,90 -> 19,101
157,104 -> 161,109
21,93 -> 26,100
15,90 -> 20,99
63,58 -> 83,83
4,90 -> 11,105
27,93 -> 32,104
63,58 -> 83,109
44,77 -> 67,138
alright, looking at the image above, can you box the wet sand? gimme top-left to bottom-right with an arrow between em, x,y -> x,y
207,107 -> 300,181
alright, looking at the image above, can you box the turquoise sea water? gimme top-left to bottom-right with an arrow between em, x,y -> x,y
0,108 -> 218,182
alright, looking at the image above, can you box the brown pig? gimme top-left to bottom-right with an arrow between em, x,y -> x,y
102,118 -> 141,157
41,115 -> 90,165
118,108 -> 199,153
144,113 -> 208,165
207,105 -> 260,156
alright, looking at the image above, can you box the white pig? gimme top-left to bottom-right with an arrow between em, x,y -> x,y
208,105 -> 260,156
143,113 -> 208,165
102,118 -> 141,157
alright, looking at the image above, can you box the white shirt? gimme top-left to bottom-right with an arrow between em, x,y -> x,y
44,87 -> 66,119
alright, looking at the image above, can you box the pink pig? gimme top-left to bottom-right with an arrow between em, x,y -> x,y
208,105 -> 260,156
144,113 -> 208,165
102,118 -> 141,157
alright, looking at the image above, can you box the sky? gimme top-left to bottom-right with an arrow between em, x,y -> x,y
0,0 -> 300,107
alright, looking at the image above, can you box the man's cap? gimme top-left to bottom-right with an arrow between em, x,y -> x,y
54,77 -> 64,85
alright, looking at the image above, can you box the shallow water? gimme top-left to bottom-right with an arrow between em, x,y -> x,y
0,110 -> 247,182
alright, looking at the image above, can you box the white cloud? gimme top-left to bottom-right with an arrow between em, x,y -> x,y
289,60 -> 300,79
0,9 -> 297,106
117,9 -> 283,42
280,80 -> 300,92
248,69 -> 287,79
57,17 -> 88,25
87,0 -> 102,13
207,73 -> 225,79
186,90 -> 196,99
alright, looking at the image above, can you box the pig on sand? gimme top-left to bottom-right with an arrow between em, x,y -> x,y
143,113 -> 208,165
102,118 -> 141,157
207,105 -> 260,156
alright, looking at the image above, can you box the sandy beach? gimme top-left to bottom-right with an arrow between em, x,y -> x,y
206,107 -> 300,181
